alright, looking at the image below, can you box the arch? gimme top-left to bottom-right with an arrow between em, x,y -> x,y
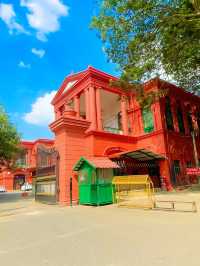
13,174 -> 26,190
103,146 -> 127,156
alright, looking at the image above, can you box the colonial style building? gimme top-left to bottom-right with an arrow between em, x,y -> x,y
0,139 -> 54,191
49,66 -> 200,205
1,67 -> 199,203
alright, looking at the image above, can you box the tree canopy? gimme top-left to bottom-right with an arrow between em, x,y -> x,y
91,0 -> 200,94
0,106 -> 21,167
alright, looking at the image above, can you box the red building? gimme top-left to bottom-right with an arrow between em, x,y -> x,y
49,66 -> 200,205
0,139 -> 54,191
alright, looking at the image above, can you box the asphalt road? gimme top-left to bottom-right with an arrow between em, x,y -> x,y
0,192 -> 200,266
0,191 -> 33,203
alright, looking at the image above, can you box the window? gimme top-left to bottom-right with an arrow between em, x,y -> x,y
177,104 -> 185,134
173,160 -> 181,176
142,106 -> 154,133
187,111 -> 193,133
16,150 -> 27,167
165,97 -> 174,130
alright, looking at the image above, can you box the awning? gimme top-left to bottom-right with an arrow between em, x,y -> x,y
109,148 -> 165,161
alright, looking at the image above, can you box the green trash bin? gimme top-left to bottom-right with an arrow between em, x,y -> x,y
73,157 -> 119,206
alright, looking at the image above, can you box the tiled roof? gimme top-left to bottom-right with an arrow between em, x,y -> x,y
87,157 -> 119,169
73,156 -> 119,171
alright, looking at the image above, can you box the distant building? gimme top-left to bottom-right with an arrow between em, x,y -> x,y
0,139 -> 54,191
48,66 -> 200,205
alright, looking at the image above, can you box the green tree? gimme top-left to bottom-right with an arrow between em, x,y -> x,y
0,106 -> 21,167
91,0 -> 200,94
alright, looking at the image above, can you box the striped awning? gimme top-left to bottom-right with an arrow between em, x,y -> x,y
109,148 -> 165,161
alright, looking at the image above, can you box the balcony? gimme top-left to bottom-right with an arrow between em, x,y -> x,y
103,127 -> 123,135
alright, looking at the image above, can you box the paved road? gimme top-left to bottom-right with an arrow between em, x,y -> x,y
0,191 -> 33,203
0,192 -> 200,266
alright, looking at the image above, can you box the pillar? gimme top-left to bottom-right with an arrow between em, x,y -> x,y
159,159 -> 173,191
191,106 -> 198,133
50,117 -> 91,205
191,106 -> 199,168
171,98 -> 179,132
120,95 -> 128,135
152,101 -> 163,131
74,95 -> 80,118
96,87 -> 103,131
181,103 -> 189,135
89,86 -> 97,130
85,89 -> 90,120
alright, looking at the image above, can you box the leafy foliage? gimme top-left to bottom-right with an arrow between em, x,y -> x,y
92,0 -> 200,93
0,106 -> 21,167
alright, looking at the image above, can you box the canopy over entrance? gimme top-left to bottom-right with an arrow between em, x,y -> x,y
109,148 -> 165,188
109,148 -> 165,161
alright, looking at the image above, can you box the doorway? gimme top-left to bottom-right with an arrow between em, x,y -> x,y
13,175 -> 25,190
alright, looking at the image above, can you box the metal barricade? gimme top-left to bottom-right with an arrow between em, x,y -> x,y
112,175 -> 155,209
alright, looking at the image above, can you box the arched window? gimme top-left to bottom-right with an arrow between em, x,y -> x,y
165,97 -> 174,130
142,106 -> 154,133
177,103 -> 185,134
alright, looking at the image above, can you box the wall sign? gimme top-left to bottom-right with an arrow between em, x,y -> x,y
186,168 -> 200,175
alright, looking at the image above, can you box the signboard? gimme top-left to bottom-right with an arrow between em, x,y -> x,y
186,168 -> 200,175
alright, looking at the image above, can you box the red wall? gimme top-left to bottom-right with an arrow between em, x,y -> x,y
0,139 -> 54,191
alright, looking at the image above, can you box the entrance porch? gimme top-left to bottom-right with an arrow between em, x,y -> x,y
109,148 -> 166,188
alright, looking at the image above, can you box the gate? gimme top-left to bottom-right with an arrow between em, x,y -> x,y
35,146 -> 59,204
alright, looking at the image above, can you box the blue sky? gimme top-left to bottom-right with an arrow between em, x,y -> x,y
0,0 -> 118,140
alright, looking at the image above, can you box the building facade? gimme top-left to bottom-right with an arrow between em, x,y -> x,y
0,139 -> 54,191
49,66 -> 200,205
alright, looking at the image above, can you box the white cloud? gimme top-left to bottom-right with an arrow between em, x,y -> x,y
18,61 -> 31,69
20,0 -> 69,41
23,90 -> 56,126
31,48 -> 45,58
0,3 -> 29,35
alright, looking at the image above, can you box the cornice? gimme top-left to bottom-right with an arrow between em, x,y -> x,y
85,130 -> 137,142
49,117 -> 91,132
